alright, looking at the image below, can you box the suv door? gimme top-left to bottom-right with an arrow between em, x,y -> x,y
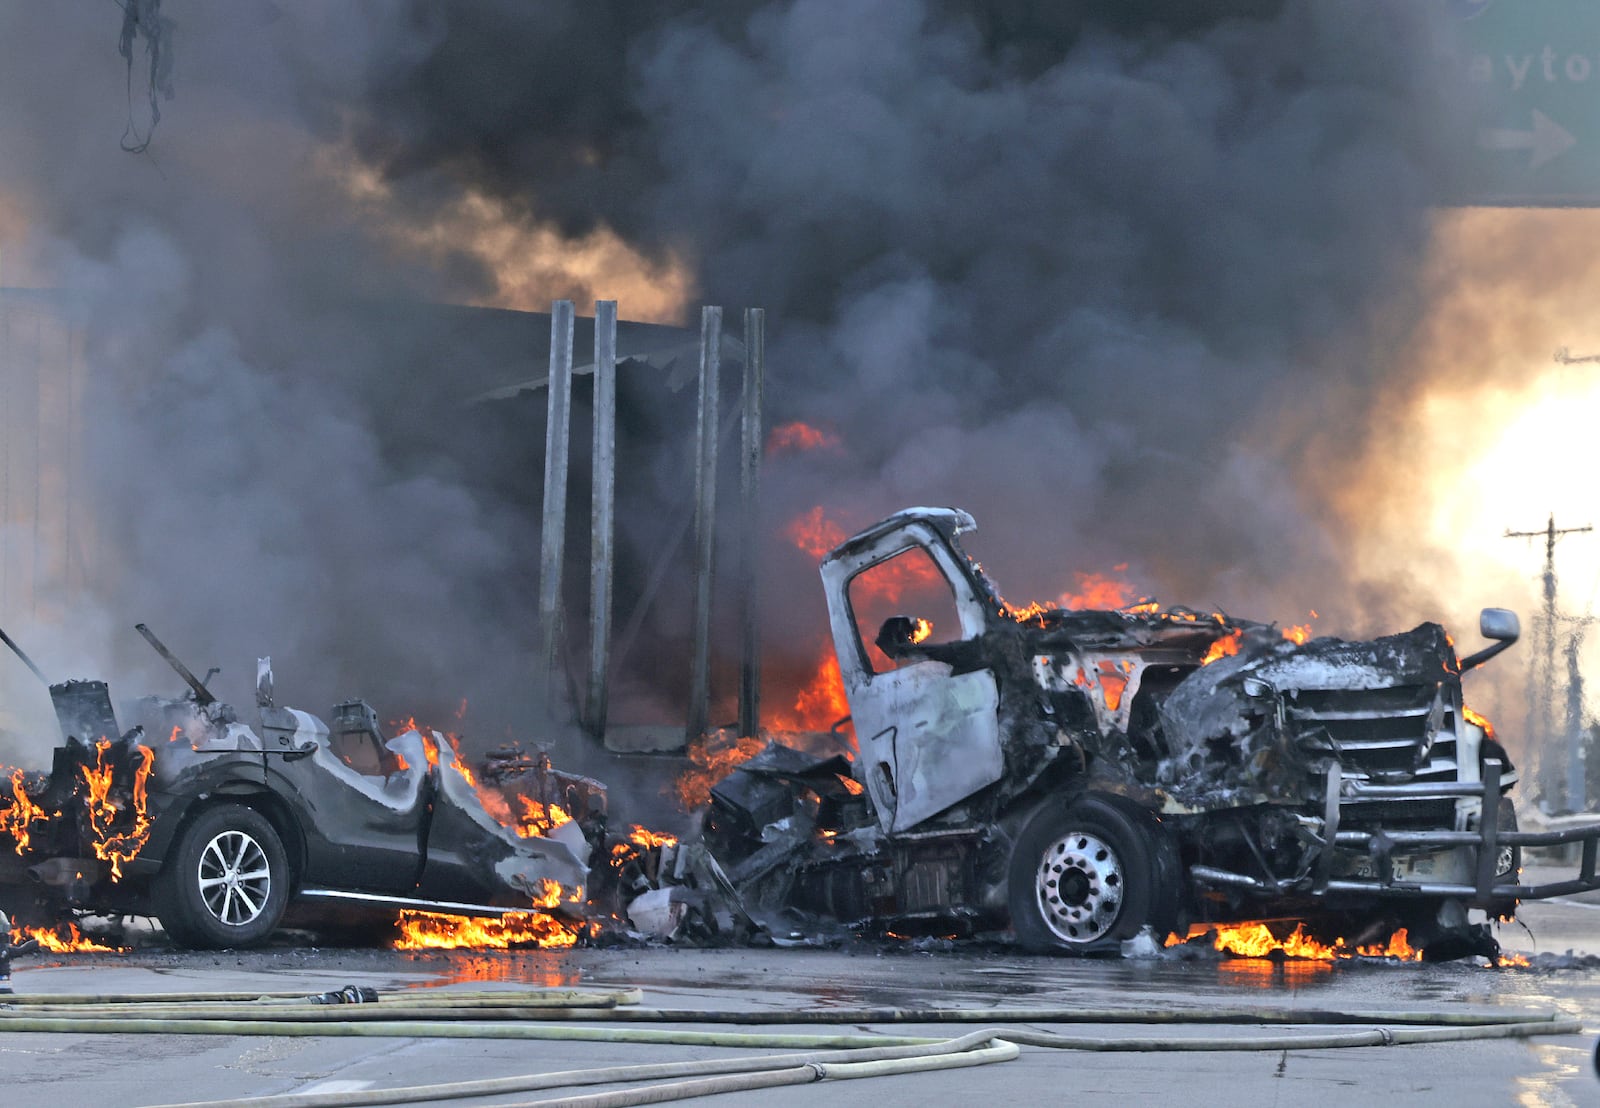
260,708 -> 429,893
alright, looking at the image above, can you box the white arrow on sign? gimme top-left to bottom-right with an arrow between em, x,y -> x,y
1478,109 -> 1577,170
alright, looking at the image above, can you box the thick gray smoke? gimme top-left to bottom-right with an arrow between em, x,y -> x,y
0,2 -> 1471,762
340,1 -> 1466,627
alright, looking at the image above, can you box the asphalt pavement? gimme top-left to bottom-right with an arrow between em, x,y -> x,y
0,880 -> 1595,1108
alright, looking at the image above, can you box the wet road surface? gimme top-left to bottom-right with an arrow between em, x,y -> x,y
0,877 -> 1596,1107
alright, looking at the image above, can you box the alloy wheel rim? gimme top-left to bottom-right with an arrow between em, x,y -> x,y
197,830 -> 271,927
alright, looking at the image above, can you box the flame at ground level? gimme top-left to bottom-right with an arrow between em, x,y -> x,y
1166,922 -> 1420,961
393,910 -> 582,950
19,923 -> 120,953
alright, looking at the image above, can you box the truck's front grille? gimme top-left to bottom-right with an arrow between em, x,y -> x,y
1285,684 -> 1437,777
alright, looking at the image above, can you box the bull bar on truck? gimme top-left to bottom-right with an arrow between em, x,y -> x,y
1189,760 -> 1600,908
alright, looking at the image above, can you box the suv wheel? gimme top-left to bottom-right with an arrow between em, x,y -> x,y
154,804 -> 289,950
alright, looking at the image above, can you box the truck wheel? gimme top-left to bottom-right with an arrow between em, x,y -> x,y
1494,795 -> 1520,879
1484,794 -> 1520,921
1008,795 -> 1170,954
154,804 -> 289,950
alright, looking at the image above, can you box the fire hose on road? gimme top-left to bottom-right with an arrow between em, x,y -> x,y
0,987 -> 1580,1107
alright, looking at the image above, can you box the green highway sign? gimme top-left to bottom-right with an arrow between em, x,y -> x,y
1445,0 -> 1600,204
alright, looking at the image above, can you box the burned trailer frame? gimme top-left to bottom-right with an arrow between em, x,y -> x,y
714,507 -> 1600,955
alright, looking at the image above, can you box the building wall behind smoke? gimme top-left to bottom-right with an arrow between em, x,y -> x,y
0,292 -> 98,755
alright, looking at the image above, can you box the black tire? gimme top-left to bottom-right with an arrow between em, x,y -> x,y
1494,794 -> 1520,879
154,803 -> 289,950
1485,794 -> 1521,921
1007,794 -> 1173,954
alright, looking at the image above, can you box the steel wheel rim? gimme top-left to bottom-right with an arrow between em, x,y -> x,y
1036,829 -> 1123,943
197,829 -> 271,927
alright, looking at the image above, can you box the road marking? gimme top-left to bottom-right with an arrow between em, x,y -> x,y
300,1082 -> 374,1093
1542,896 -> 1600,910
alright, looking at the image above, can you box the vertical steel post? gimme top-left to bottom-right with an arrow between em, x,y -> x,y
30,314 -> 41,618
586,300 -> 618,738
537,300 -> 576,715
0,305 -> 9,614
1474,759 -> 1503,904
737,308 -> 765,739
686,306 -> 722,741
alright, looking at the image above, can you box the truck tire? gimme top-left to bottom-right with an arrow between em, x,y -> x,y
1494,795 -> 1520,878
1008,795 -> 1171,954
154,804 -> 289,950
1485,794 -> 1520,921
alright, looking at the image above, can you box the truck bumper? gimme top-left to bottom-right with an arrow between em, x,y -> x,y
1189,760 -> 1600,908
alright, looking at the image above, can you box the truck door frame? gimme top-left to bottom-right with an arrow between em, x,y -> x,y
820,519 -> 1004,833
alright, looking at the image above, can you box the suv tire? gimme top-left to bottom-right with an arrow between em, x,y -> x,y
154,803 -> 289,950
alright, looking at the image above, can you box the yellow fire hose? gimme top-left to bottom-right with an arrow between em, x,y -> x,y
0,987 -> 1578,1108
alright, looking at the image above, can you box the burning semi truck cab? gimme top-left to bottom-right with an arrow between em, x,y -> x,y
707,506 -> 1600,956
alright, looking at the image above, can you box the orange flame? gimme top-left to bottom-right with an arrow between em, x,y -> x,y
769,652 -> 851,733
1201,630 -> 1244,665
1006,566 -> 1148,623
413,727 -> 520,826
1463,704 -> 1497,742
19,922 -> 119,953
81,742 -> 155,881
1058,566 -> 1136,610
393,880 -> 581,949
628,825 -> 678,849
1165,922 -> 1420,961
0,769 -> 49,855
393,911 -> 580,950
674,732 -> 768,811
1096,660 -> 1131,713
767,421 -> 841,455
515,797 -> 573,839
786,506 -> 941,604
786,506 -> 848,560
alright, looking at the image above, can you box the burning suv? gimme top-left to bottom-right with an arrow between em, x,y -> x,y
704,507 -> 1600,958
0,626 -> 595,948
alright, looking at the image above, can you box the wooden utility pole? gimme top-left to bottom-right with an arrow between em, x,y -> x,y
1505,513 -> 1592,811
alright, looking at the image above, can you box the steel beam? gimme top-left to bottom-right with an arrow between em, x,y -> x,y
686,307 -> 722,741
586,301 -> 618,737
737,308 -> 765,739
537,300 -> 576,715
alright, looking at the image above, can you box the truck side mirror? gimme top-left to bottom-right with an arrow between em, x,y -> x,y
1459,607 -> 1520,672
1479,608 -> 1519,642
